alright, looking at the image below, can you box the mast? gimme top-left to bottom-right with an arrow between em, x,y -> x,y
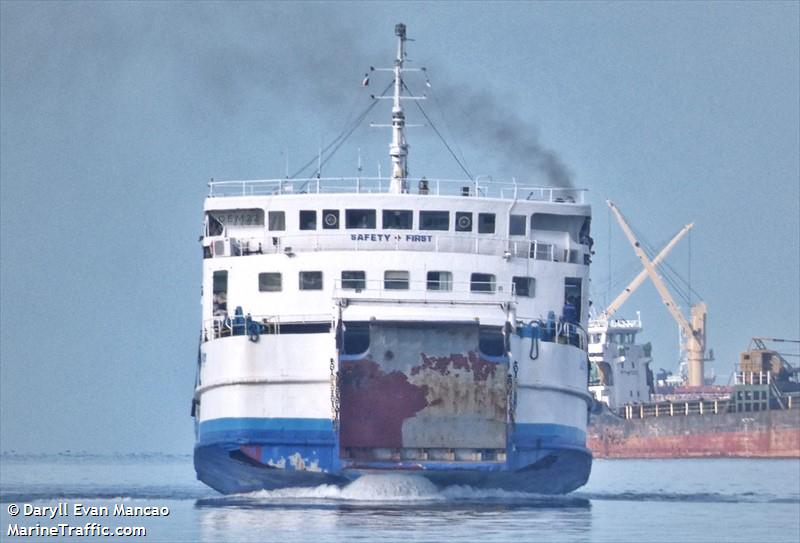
389,23 -> 409,194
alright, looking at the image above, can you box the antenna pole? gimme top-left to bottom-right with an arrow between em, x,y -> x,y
389,23 -> 409,194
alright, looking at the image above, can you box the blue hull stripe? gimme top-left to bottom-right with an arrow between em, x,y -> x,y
512,423 -> 587,451
198,417 -> 336,447
198,417 -> 587,453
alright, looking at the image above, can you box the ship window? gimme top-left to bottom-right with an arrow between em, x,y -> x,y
208,208 -> 264,228
207,214 -> 224,236
258,272 -> 282,292
268,211 -> 285,231
478,213 -> 495,234
341,271 -> 366,290
426,271 -> 452,291
471,273 -> 495,293
299,210 -> 317,230
346,209 -> 376,229
322,209 -> 340,229
565,277 -> 582,321
420,210 -> 450,231
212,271 -> 228,315
384,270 -> 409,290
513,276 -> 535,297
299,271 -> 323,290
455,211 -> 472,232
509,214 -> 526,236
382,209 -> 413,229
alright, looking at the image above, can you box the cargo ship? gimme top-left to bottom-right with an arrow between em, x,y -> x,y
585,202 -> 799,458
588,334 -> 800,458
191,24 -> 595,494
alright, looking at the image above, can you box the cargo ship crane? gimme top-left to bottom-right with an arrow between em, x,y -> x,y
607,201 -> 709,387
601,222 -> 693,320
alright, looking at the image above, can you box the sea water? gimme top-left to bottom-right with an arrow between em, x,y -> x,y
1,454 -> 798,542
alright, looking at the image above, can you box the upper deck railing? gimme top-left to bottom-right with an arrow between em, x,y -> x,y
208,177 -> 586,204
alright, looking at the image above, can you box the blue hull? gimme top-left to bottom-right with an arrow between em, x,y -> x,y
194,418 -> 592,494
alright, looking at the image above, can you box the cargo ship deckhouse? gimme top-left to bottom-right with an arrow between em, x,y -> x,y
192,24 -> 594,494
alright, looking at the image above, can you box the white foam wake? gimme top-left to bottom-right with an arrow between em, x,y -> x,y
237,474 -> 542,503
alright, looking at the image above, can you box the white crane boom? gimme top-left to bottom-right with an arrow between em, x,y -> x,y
607,200 -> 708,386
602,222 -> 694,320
607,201 -> 695,339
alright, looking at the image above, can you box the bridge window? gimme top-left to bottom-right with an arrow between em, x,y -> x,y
420,210 -> 450,231
384,270 -> 409,290
299,271 -> 323,290
426,271 -> 452,291
478,213 -> 495,234
268,211 -> 285,231
299,210 -> 317,230
509,215 -> 526,236
346,209 -> 376,229
513,276 -> 535,297
208,208 -> 264,228
383,209 -> 413,229
322,210 -> 340,229
455,211 -> 472,232
471,273 -> 495,293
258,272 -> 282,292
341,271 -> 366,290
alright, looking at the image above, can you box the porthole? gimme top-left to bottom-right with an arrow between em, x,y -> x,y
323,210 -> 340,229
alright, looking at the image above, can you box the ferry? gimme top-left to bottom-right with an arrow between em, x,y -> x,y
192,23 -> 594,494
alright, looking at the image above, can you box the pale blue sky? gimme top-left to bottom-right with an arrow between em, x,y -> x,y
1,1 -> 798,453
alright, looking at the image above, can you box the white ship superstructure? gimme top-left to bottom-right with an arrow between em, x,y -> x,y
192,24 -> 594,494
588,316 -> 653,410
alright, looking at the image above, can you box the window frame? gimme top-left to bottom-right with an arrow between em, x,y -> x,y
322,209 -> 340,230
382,209 -> 413,230
512,276 -> 535,297
420,210 -> 450,231
268,211 -> 286,231
299,210 -> 317,231
426,271 -> 453,291
470,272 -> 496,293
478,213 -> 496,234
258,272 -> 282,292
341,270 -> 366,290
455,211 -> 473,232
345,209 -> 377,229
384,270 -> 410,290
509,214 -> 526,236
299,271 -> 323,290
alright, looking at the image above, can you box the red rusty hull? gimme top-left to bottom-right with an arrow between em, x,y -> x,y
588,407 -> 800,458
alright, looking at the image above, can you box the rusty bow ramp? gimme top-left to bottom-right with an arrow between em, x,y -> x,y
339,321 -> 508,462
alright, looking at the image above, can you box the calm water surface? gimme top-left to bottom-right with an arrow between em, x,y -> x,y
1,454 -> 798,542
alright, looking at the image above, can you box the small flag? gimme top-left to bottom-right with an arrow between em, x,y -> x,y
362,73 -> 370,86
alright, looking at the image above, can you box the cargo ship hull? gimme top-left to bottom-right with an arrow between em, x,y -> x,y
588,407 -> 800,459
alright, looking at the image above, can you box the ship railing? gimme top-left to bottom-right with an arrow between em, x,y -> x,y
619,398 -> 733,420
208,232 -> 587,263
333,278 -> 515,305
734,371 -> 771,386
515,319 -> 588,351
207,176 -> 586,203
202,312 -> 332,342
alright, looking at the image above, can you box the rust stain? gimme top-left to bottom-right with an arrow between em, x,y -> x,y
339,358 -> 429,449
412,351 -> 497,382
